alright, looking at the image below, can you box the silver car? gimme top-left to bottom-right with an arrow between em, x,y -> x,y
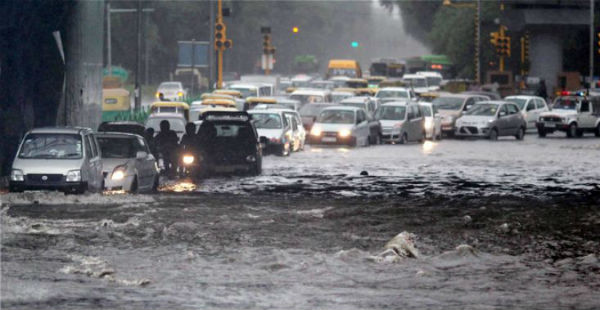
9,127 -> 104,194
97,133 -> 159,193
504,95 -> 549,130
375,102 -> 425,144
455,101 -> 527,140
308,106 -> 371,147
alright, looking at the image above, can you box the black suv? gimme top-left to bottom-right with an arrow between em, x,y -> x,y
191,111 -> 262,176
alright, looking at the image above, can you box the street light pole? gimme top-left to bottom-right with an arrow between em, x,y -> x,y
476,0 -> 481,84
106,2 -> 111,76
590,0 -> 594,86
134,0 -> 143,111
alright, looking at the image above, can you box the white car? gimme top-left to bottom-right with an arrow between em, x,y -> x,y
375,102 -> 425,144
156,81 -> 186,101
537,93 -> 600,138
340,96 -> 378,118
290,89 -> 332,105
416,71 -> 443,91
227,82 -> 271,99
248,109 -> 294,156
374,87 -> 416,104
504,95 -> 549,130
308,106 -> 371,147
282,110 -> 307,152
419,102 -> 442,140
97,133 -> 159,193
331,91 -> 354,104
9,127 -> 104,194
402,74 -> 429,94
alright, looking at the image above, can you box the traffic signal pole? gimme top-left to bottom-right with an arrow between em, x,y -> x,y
216,0 -> 224,89
499,25 -> 505,72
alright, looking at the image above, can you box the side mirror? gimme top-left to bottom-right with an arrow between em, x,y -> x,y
499,111 -> 507,118
465,105 -> 473,111
136,151 -> 148,159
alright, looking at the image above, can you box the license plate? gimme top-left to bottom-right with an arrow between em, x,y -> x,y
322,137 -> 337,143
544,122 -> 555,128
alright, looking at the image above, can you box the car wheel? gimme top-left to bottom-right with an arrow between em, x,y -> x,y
567,123 -> 578,138
278,144 -> 290,156
515,127 -> 525,140
399,133 -> 408,145
489,128 -> 498,141
130,176 -> 138,193
151,175 -> 159,193
537,127 -> 547,138
419,131 -> 426,143
375,134 -> 381,145
595,124 -> 600,137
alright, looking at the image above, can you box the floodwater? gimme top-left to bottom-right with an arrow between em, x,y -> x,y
2,136 -> 599,309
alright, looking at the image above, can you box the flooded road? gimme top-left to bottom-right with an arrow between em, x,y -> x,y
2,136 -> 600,309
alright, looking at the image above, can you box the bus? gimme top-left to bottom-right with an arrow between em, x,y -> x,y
369,58 -> 405,79
406,55 -> 455,78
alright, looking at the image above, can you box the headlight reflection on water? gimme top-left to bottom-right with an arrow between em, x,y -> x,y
159,179 -> 198,192
422,140 -> 437,155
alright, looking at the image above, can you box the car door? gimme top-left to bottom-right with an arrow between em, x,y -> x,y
87,134 -> 103,191
355,110 -> 369,145
523,99 -> 537,128
507,104 -> 522,134
463,97 -> 476,112
136,137 -> 154,188
578,99 -> 593,128
285,114 -> 299,150
496,104 -> 511,136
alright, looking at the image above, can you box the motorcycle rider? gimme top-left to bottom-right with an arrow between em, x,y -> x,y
154,120 -> 179,176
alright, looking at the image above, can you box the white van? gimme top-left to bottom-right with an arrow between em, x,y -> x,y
9,127 -> 104,194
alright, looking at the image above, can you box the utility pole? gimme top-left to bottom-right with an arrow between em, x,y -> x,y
475,0 -> 481,84
134,0 -> 143,111
106,2 -> 112,76
209,0 -> 215,90
191,39 -> 196,97
590,0 -> 594,86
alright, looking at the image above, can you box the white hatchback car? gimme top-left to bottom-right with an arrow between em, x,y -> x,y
248,109 -> 294,156
504,95 -> 549,130
308,106 -> 371,147
156,81 -> 186,101
419,102 -> 442,140
9,127 -> 104,194
97,133 -> 159,193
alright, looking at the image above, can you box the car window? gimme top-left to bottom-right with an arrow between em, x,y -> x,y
526,101 -> 536,111
464,98 -> 475,110
357,110 -> 365,123
536,99 -> 547,110
500,104 -> 509,115
407,106 -> 415,119
88,135 -> 98,158
291,116 -> 299,130
97,137 -> 138,158
84,136 -> 93,158
580,100 -> 590,112
507,104 -> 519,114
137,137 -> 148,153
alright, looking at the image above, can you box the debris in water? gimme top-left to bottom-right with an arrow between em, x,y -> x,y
463,215 -> 472,225
360,170 -> 369,176
498,223 -> 510,233
368,232 -> 419,263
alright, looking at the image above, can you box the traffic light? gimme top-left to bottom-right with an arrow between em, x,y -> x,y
490,31 -> 500,46
597,32 -> 600,54
523,33 -> 529,59
501,36 -> 511,57
215,22 -> 226,50
292,26 -> 299,33
351,41 -> 359,48
263,34 -> 271,54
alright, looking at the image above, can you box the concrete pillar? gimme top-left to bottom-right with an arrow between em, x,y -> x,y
528,29 -> 563,93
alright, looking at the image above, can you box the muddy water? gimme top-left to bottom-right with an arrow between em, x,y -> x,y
2,138 -> 600,309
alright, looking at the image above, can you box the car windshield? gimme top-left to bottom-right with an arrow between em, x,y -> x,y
420,105 -> 433,117
404,78 -> 427,88
332,94 -> 352,103
505,98 -> 527,110
97,137 -> 137,159
329,68 -> 356,77
465,103 -> 499,116
553,97 -> 579,110
290,94 -> 325,104
376,90 -> 408,98
229,87 -> 256,98
318,110 -> 355,124
425,76 -> 442,86
433,97 -> 464,110
292,80 -> 311,88
145,118 -> 186,133
159,83 -> 181,90
300,104 -> 328,117
18,133 -> 83,159
375,106 -> 406,120
251,113 -> 283,129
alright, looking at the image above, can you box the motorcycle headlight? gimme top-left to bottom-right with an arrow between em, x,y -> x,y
182,155 -> 195,165
66,169 -> 81,182
338,129 -> 351,138
111,165 -> 127,181
10,169 -> 24,182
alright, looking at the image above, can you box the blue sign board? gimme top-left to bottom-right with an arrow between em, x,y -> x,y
177,41 -> 209,67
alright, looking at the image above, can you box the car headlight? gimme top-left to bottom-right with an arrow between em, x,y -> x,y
177,91 -> 184,97
66,169 -> 81,182
182,155 -> 195,165
155,92 -> 161,99
111,165 -> 127,181
338,129 -> 351,138
310,126 -> 322,136
10,169 -> 24,182
424,118 -> 433,130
